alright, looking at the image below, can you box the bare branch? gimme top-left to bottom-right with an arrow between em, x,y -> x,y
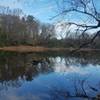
71,30 -> 100,53
64,9 -> 99,22
66,22 -> 99,28
91,0 -> 97,15
53,0 -> 100,52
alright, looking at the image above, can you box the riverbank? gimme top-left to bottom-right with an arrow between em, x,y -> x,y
0,45 -> 100,53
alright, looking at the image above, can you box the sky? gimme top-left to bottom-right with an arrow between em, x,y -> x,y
0,0 -> 59,23
0,0 -> 100,23
0,0 -> 100,38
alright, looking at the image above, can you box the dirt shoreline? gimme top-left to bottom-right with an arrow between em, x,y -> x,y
0,45 -> 100,53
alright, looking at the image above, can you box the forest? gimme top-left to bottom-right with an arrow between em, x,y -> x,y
0,6 -> 100,49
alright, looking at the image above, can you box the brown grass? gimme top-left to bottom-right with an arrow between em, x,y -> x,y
0,46 -> 49,53
0,45 -> 99,53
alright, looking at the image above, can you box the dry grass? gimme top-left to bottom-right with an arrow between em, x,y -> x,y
0,46 -> 48,53
0,45 -> 99,53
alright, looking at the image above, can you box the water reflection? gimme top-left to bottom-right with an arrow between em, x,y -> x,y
0,52 -> 100,100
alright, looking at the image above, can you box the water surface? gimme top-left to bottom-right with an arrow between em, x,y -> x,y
0,52 -> 100,100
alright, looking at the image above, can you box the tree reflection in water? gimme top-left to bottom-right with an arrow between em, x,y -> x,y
0,52 -> 53,89
0,52 -> 100,100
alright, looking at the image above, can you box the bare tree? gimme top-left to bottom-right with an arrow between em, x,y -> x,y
53,0 -> 100,50
40,23 -> 55,40
26,15 -> 40,45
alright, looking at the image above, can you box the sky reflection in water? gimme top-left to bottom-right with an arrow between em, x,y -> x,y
0,54 -> 100,100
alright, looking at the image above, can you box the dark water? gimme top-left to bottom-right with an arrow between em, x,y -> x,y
0,52 -> 100,100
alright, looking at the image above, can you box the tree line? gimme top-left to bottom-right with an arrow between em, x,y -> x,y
0,7 -> 55,46
0,6 -> 100,49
